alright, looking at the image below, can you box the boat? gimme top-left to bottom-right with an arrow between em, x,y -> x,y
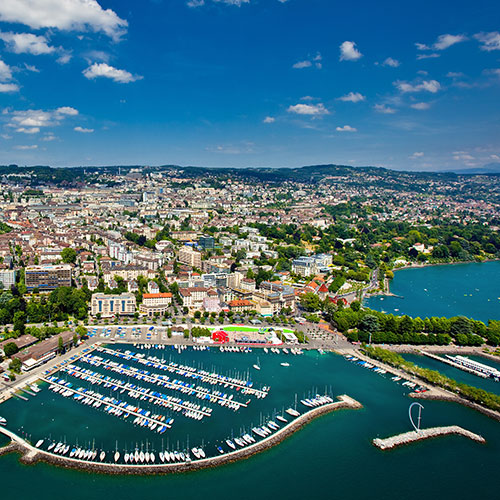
0,416 -> 7,426
114,451 -> 120,462
253,357 -> 261,371
100,451 -> 106,461
276,415 -> 287,423
280,362 -> 290,367
35,439 -> 44,448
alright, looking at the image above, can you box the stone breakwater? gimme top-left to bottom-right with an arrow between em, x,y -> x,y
373,425 -> 485,451
0,394 -> 362,475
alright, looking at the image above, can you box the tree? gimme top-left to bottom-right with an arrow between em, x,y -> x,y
300,292 -> 321,312
61,247 -> 77,264
359,314 -> 380,335
3,342 -> 19,357
75,325 -> 87,339
9,357 -> 22,373
58,336 -> 64,354
13,310 -> 26,336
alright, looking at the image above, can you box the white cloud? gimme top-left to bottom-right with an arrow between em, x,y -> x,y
0,32 -> 55,55
410,152 -> 424,159
447,71 -> 464,78
336,125 -> 357,132
212,0 -> 250,5
14,144 -> 37,150
490,154 -> 500,160
23,63 -> 40,72
383,57 -> 400,67
339,41 -> 362,61
16,127 -> 40,134
417,34 -> 467,52
41,133 -> 57,141
57,52 -> 72,64
416,53 -> 440,60
453,152 -> 474,161
293,60 -> 312,69
373,104 -> 396,114
433,34 -> 467,50
74,126 -> 94,133
83,63 -> 142,83
287,103 -> 329,116
0,59 -> 13,81
187,0 -> 205,6
56,106 -> 78,116
474,32 -> 500,51
338,92 -> 365,103
0,83 -> 19,92
410,102 -> 430,110
0,0 -> 128,41
7,107 -> 79,131
394,80 -> 441,93
263,116 -> 275,124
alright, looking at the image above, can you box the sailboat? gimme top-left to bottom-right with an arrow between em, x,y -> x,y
253,357 -> 261,370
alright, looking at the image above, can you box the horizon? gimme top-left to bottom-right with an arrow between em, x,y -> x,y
0,1 -> 499,171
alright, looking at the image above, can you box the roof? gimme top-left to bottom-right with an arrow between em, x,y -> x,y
143,293 -> 172,299
228,299 -> 253,307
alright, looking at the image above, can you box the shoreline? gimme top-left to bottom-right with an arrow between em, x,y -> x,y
366,258 -> 500,298
0,395 -> 362,475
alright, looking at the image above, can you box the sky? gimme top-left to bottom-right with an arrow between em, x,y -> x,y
0,0 -> 499,171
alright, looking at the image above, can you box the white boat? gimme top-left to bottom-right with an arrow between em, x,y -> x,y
280,362 -> 290,367
0,416 -> 6,426
114,451 -> 120,462
35,439 -> 44,448
100,451 -> 106,461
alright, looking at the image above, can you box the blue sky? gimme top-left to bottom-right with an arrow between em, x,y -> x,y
0,0 -> 499,171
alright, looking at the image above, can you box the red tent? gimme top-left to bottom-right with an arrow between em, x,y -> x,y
212,330 -> 229,343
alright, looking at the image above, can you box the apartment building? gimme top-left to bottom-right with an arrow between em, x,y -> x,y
91,293 -> 136,317
178,246 -> 202,269
25,264 -> 72,291
139,292 -> 173,317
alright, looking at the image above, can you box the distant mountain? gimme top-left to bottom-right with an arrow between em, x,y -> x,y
453,163 -> 500,175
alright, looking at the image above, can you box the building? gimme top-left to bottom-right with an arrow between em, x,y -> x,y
291,254 -> 332,277
139,292 -> 172,317
25,264 -> 72,291
228,299 -> 254,312
91,292 -> 136,317
0,269 -> 16,289
178,246 -> 202,269
198,236 -> 215,250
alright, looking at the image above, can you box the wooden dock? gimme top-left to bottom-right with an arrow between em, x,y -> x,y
373,425 -> 486,450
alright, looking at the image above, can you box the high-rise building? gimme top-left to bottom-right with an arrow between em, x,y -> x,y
25,264 -> 72,291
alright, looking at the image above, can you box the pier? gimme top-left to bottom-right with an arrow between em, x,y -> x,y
97,346 -> 268,397
59,365 -> 213,417
40,377 -> 173,429
0,394 -> 362,475
373,425 -> 485,450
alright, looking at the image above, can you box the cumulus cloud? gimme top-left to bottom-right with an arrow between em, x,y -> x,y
339,41 -> 362,61
382,57 -> 400,67
0,31 -> 55,55
410,102 -> 430,110
338,92 -> 365,103
0,83 -> 19,92
287,103 -> 329,116
83,63 -> 142,83
394,80 -> 441,93
0,59 -> 13,81
15,144 -> 38,150
292,60 -> 312,69
417,34 -> 467,51
7,107 -> 79,132
336,125 -> 357,132
0,0 -> 128,41
263,116 -> 275,124
74,126 -> 94,133
373,104 -> 396,114
474,32 -> 500,51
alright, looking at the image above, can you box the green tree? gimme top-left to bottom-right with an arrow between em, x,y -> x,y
61,247 -> 77,264
3,342 -> 19,357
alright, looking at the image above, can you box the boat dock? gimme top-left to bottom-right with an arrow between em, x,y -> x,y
373,425 -> 485,450
0,394 -> 362,474
59,365 -> 213,418
421,351 -> 490,379
40,377 -> 173,429
97,346 -> 268,398
77,355 -> 248,409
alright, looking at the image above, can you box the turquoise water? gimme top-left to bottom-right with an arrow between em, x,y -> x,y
1,347 -> 499,499
402,353 -> 500,395
366,261 -> 500,322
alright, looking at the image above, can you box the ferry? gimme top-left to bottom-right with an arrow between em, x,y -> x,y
446,355 -> 500,381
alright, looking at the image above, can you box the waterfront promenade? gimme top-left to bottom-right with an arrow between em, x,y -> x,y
0,394 -> 362,474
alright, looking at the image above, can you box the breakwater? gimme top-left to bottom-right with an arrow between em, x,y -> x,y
373,425 -> 485,450
0,394 -> 362,475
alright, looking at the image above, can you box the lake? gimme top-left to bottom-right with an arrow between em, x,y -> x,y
365,261 -> 500,322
